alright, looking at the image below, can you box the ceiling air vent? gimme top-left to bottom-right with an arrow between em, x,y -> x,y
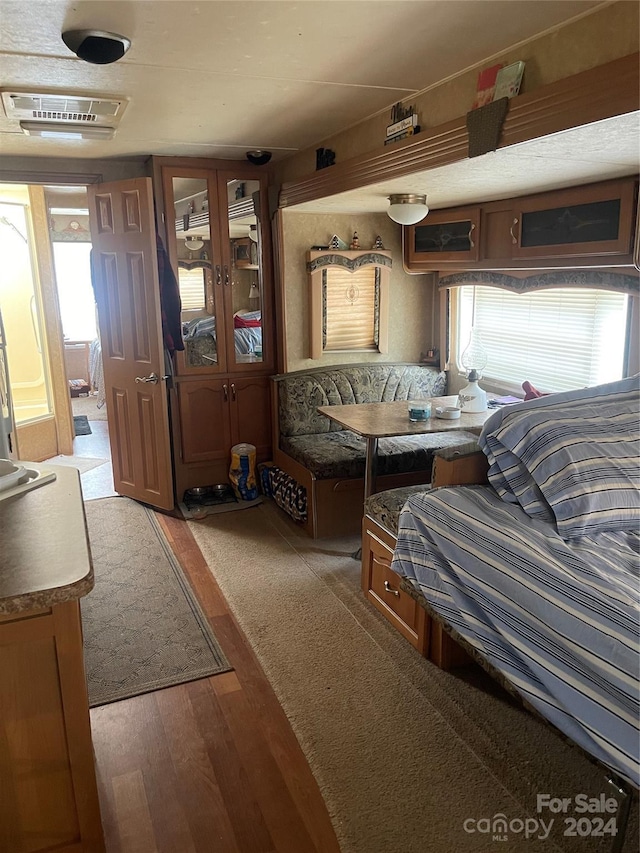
1,91 -> 127,127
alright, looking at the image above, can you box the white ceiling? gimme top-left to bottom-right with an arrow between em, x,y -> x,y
0,0 -> 605,162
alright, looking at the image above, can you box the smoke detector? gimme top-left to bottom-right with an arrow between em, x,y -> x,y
1,91 -> 127,135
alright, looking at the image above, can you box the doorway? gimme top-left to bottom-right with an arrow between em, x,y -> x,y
0,180 -> 114,498
43,185 -> 115,499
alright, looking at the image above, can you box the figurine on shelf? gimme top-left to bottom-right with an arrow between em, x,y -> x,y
349,231 -> 360,250
372,235 -> 385,250
329,234 -> 348,250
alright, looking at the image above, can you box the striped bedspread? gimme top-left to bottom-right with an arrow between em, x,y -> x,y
479,375 -> 640,537
392,485 -> 640,787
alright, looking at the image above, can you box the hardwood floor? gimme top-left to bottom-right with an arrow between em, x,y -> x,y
90,513 -> 341,853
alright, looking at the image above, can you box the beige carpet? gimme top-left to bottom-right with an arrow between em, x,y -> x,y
188,500 -> 638,853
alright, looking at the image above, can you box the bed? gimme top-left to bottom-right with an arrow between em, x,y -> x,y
391,376 -> 640,790
182,310 -> 262,364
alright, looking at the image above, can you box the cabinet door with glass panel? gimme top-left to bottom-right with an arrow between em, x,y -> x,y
162,166 -> 229,374
217,171 -> 270,372
163,166 -> 271,374
406,206 -> 481,267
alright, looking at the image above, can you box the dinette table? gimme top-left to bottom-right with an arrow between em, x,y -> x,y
317,395 -> 494,501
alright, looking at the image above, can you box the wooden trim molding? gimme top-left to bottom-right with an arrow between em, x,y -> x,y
279,52 -> 640,210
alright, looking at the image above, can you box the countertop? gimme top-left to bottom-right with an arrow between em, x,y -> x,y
0,464 -> 94,614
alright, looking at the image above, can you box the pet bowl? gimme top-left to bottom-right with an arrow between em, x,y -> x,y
185,486 -> 210,499
211,483 -> 231,495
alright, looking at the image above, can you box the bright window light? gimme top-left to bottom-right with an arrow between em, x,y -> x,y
456,285 -> 629,393
52,242 -> 97,341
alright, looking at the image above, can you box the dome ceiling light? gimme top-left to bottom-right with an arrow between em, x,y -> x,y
387,193 -> 429,226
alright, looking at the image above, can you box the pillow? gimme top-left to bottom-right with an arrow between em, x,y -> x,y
522,380 -> 550,401
480,376 -> 640,537
234,315 -> 261,328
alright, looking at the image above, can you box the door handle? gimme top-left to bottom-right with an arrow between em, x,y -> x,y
224,264 -> 230,286
230,382 -> 236,401
510,217 -> 519,245
215,265 -> 222,286
223,383 -> 228,402
135,372 -> 159,384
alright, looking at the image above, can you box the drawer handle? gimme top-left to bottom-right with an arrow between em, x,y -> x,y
384,580 -> 400,597
510,217 -> 519,245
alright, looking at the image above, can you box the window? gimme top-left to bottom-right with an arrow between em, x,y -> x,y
455,285 -> 629,392
323,266 -> 379,351
308,250 -> 390,359
178,266 -> 206,312
51,242 -> 97,341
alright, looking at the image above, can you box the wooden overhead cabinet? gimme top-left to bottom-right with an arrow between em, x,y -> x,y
404,176 -> 639,271
406,206 -> 481,265
509,178 -> 637,260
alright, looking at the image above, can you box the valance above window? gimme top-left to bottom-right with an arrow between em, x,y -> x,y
438,269 -> 640,296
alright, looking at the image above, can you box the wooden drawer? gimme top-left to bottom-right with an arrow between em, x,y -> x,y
362,525 -> 429,653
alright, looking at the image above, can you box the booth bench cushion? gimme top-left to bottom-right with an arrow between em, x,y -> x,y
278,364 -> 447,438
365,484 -> 431,534
281,429 -> 480,480
363,438 -> 482,532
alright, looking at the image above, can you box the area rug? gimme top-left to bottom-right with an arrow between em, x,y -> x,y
45,454 -> 108,475
188,501 -> 638,853
82,497 -> 231,706
73,414 -> 92,435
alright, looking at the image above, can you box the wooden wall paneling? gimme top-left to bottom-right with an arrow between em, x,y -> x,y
270,208 -> 287,374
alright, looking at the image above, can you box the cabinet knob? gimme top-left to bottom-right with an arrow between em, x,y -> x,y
510,217 -> 519,245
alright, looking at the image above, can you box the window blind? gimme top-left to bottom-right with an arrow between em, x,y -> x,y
457,286 -> 629,392
178,267 -> 206,311
324,267 -> 378,351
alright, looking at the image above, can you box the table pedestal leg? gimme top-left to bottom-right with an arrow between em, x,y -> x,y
354,437 -> 379,560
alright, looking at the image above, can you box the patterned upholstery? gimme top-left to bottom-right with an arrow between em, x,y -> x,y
365,485 -> 432,534
281,429 -> 479,480
276,364 -> 447,438
365,438 -> 481,533
267,466 -> 307,522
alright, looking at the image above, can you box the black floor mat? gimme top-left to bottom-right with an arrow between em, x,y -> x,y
73,415 -> 92,436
